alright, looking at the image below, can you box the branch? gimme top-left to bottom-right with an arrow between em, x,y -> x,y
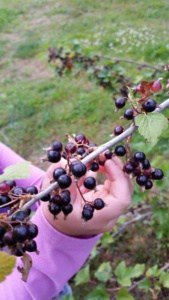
11,98 -> 169,214
112,211 -> 152,238
100,56 -> 163,72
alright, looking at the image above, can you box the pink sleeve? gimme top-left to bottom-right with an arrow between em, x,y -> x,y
0,206 -> 101,299
0,142 -> 45,188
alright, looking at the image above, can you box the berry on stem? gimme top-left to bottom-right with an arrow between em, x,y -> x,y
83,177 -> 96,190
114,145 -> 126,157
124,108 -> 134,120
142,99 -> 157,113
47,150 -> 61,163
115,97 -> 126,109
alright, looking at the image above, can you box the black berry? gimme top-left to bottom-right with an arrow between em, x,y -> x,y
136,175 -> 148,186
134,152 -> 146,163
52,141 -> 63,152
62,203 -> 73,215
70,161 -> 87,178
57,174 -> 72,189
114,125 -> 124,135
124,108 -> 134,120
13,225 -> 29,243
83,177 -> 96,190
82,209 -> 93,221
25,186 -> 38,195
115,97 -> 126,109
93,198 -> 105,210
114,145 -> 126,156
142,99 -> 157,112
151,168 -> 164,180
90,162 -> 99,172
53,167 -> 66,181
47,150 -> 61,163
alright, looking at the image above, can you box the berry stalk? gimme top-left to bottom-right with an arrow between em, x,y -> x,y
11,98 -> 169,214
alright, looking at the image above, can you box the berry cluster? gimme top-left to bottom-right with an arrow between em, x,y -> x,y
0,180 -> 39,256
114,79 -> 162,118
44,134 -> 106,221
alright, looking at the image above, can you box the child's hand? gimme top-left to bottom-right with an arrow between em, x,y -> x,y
42,157 -> 132,236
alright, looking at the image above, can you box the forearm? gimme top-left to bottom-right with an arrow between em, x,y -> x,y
0,206 -> 100,300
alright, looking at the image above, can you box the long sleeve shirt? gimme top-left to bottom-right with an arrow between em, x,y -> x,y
0,143 -> 100,300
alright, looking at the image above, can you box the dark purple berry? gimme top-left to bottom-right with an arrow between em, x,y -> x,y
90,162 -> 99,172
48,202 -> 62,216
76,146 -> 86,156
83,203 -> 94,212
151,168 -> 164,180
25,240 -> 37,252
13,187 -> 26,195
3,231 -> 16,246
50,194 -> 62,205
115,97 -> 126,109
142,99 -> 157,112
12,247 -> 24,257
57,175 -> 72,189
82,209 -> 93,221
0,195 -> 11,205
134,152 -> 146,163
70,161 -> 87,178
60,190 -> 71,205
11,209 -> 31,221
52,141 -> 63,152
145,180 -> 153,190
114,145 -> 126,157
25,186 -> 38,195
62,203 -> 73,215
104,150 -> 113,159
123,162 -> 135,174
13,225 -> 29,243
114,125 -> 124,135
136,175 -> 148,186
83,177 -> 96,190
53,167 -> 66,181
75,134 -> 87,144
47,150 -> 61,163
93,198 -> 105,210
41,193 -> 51,202
27,224 -> 38,240
142,159 -> 151,170
65,142 -> 77,154
124,108 -> 134,120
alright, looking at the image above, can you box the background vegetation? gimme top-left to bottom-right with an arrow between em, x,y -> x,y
0,0 -> 169,299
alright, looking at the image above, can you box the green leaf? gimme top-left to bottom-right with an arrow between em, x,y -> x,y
84,284 -> 109,300
0,252 -> 16,282
135,113 -> 168,146
130,264 -> 145,278
0,162 -> 31,182
114,261 -> 132,287
146,265 -> 160,277
159,271 -> 169,288
116,288 -> 134,300
139,278 -> 151,291
101,232 -> 114,246
94,262 -> 112,283
74,265 -> 90,286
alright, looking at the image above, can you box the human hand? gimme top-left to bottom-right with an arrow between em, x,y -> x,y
42,157 -> 132,236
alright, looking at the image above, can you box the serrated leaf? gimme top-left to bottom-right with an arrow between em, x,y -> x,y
114,261 -> 132,286
130,264 -> 145,278
146,265 -> 160,277
75,265 -> 90,286
94,262 -> 112,283
135,113 -> 168,146
159,271 -> 169,288
0,252 -> 16,282
116,288 -> 134,300
0,162 -> 31,182
84,284 -> 109,300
